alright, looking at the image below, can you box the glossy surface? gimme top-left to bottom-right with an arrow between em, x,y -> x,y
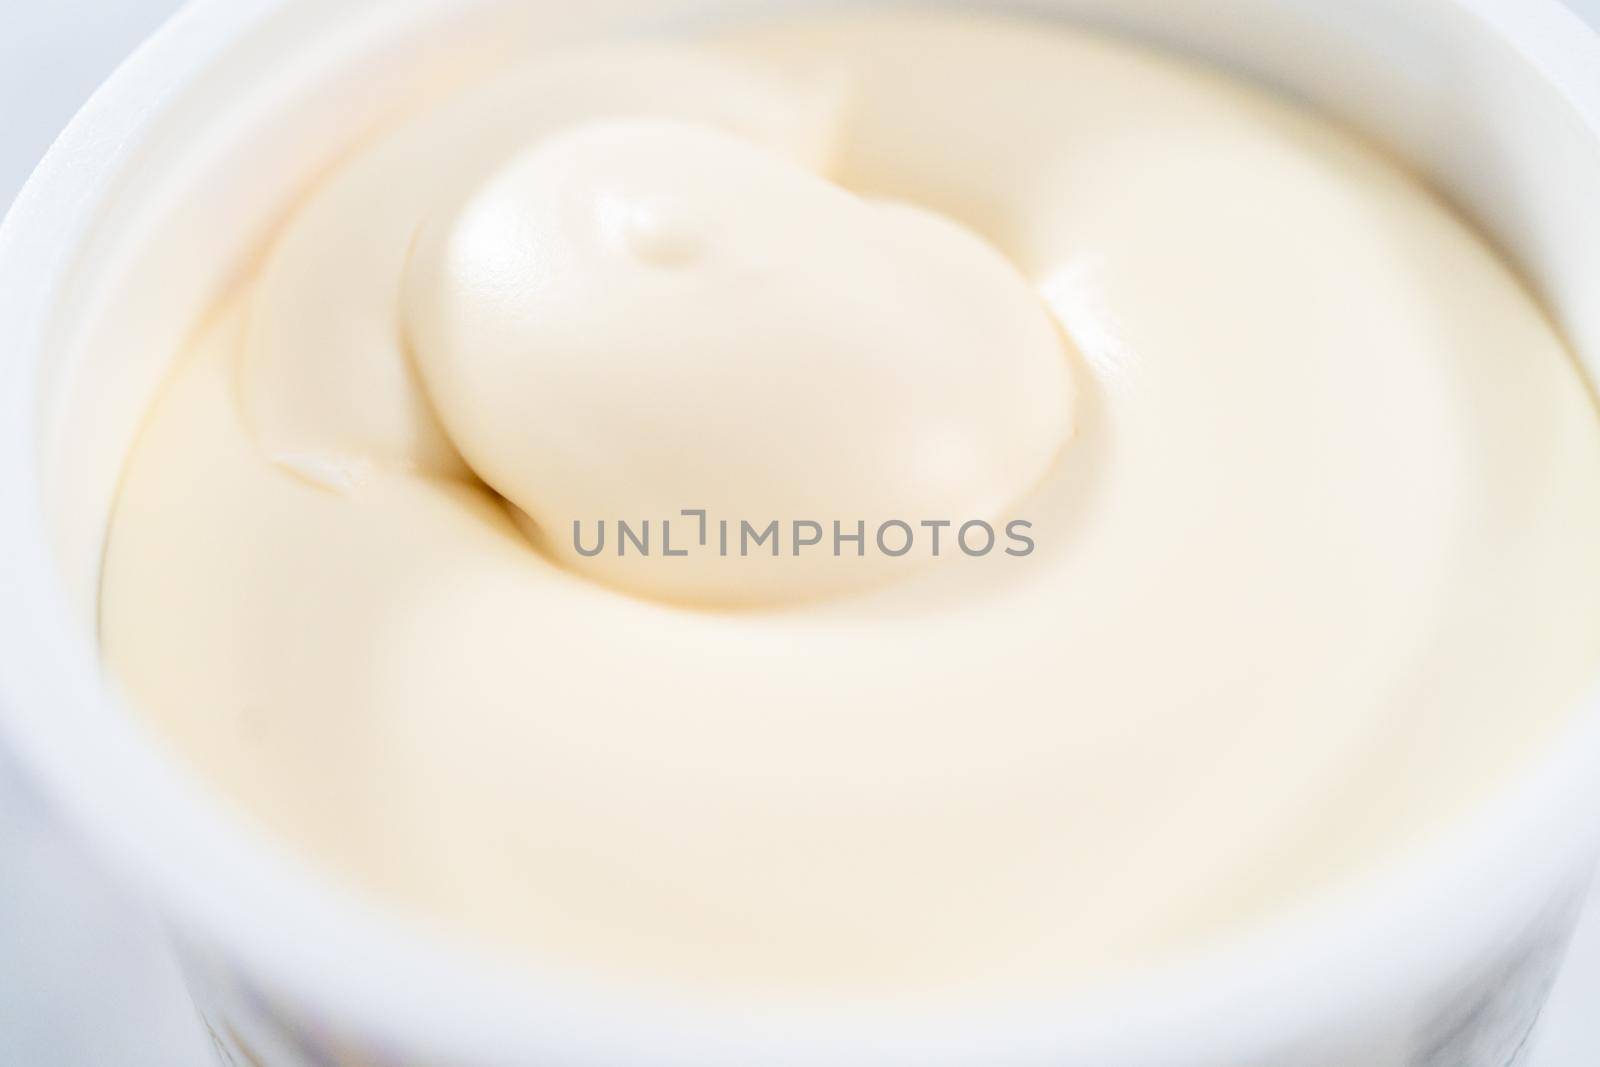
97,10 -> 1600,1004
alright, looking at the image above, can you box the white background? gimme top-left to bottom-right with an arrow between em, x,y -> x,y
3,2 -> 1600,1064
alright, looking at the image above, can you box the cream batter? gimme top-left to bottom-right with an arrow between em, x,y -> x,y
101,10 -> 1600,1000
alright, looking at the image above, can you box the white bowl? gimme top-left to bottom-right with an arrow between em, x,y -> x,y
2,1 -> 1599,1064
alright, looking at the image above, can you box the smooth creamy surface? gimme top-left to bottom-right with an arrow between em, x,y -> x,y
102,11 -> 1600,1000
405,115 -> 1073,603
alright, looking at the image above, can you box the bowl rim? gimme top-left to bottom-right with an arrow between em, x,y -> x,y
2,0 -> 1600,1063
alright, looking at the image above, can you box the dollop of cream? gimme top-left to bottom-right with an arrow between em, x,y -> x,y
404,117 -> 1071,603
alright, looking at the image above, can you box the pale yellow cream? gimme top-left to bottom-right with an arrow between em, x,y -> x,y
405,115 -> 1073,603
102,11 -> 1600,1000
